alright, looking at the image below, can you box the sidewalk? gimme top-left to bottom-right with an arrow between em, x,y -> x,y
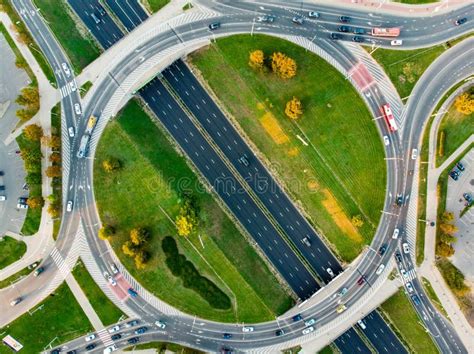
418,83 -> 474,351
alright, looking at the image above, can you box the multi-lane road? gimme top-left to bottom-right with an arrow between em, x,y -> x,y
1,0 -> 473,353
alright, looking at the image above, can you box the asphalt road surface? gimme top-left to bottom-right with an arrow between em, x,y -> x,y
104,0 -> 148,32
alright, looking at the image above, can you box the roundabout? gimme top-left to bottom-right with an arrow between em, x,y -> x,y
1,0 -> 473,353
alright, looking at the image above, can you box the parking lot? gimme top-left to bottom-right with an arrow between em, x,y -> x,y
447,149 -> 474,283
0,32 -> 29,236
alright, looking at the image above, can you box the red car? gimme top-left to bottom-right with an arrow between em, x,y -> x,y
357,277 -> 365,286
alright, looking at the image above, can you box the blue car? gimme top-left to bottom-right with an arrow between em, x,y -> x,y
223,333 -> 232,339
134,327 -> 148,334
128,288 -> 138,297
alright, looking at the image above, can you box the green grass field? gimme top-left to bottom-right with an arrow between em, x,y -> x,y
421,277 -> 449,318
190,35 -> 386,262
94,100 -> 292,322
16,133 -> 42,236
72,260 -> 125,326
0,236 -> 26,269
50,103 -> 62,239
436,102 -> 474,166
0,265 -> 35,289
381,289 -> 438,353
142,0 -> 169,13
393,0 -> 438,4
33,0 -> 100,72
0,282 -> 92,354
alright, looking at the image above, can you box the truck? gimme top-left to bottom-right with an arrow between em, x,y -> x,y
77,115 -> 98,159
371,27 -> 400,37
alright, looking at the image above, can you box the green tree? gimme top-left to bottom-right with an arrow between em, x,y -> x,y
24,124 -> 43,141
45,165 -> 61,178
122,241 -> 137,257
102,157 -> 122,173
99,224 -> 115,240
27,196 -> 44,209
134,250 -> 150,269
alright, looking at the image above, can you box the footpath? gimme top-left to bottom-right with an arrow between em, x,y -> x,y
418,82 -> 474,352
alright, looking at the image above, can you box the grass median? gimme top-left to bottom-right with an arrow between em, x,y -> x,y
381,289 -> 438,353
0,282 -> 92,354
0,236 -> 26,269
190,34 -> 385,262
141,0 -> 169,13
33,0 -> 100,72
94,99 -> 292,322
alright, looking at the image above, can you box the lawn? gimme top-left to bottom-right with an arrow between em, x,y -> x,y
33,0 -> 100,72
0,282 -> 92,354
0,265 -> 35,289
124,342 -> 203,353
16,133 -> 42,236
141,0 -> 169,13
50,103 -> 62,240
190,34 -> 386,262
381,289 -> 438,353
436,98 -> 474,167
393,0 -> 438,3
72,260 -> 125,326
94,100 -> 292,322
421,277 -> 448,318
0,236 -> 26,270
80,81 -> 93,98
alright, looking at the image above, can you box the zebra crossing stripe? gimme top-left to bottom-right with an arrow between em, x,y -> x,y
97,328 -> 114,347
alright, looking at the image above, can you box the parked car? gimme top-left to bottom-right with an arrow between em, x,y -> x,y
353,28 -> 365,34
126,320 -> 139,327
85,343 -> 96,351
107,275 -> 117,286
0,196 -> 6,202
395,252 -> 402,263
456,161 -> 465,171
103,345 -> 117,354
463,193 -> 473,205
110,263 -> 119,274
449,170 -> 459,181
308,11 -> 320,18
400,268 -> 407,279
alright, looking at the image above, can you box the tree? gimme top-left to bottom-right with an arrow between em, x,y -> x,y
248,50 -> 264,70
351,215 -> 364,228
24,124 -> 43,141
26,172 -> 41,185
16,86 -> 39,114
271,52 -> 297,79
42,135 -> 61,150
27,196 -> 44,209
454,92 -> 474,115
47,203 -> 60,218
122,241 -> 137,257
99,224 -> 115,240
439,223 -> 458,236
440,233 -> 456,245
45,165 -> 61,178
16,108 -> 35,121
441,211 -> 455,224
285,97 -> 303,120
436,242 -> 454,257
130,227 -> 149,246
134,250 -> 150,269
49,152 -> 61,164
176,215 -> 193,237
102,157 -> 122,173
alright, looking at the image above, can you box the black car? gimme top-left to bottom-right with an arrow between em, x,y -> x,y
340,16 -> 351,23
0,171 -> 3,176
456,161 -> 465,171
0,186 -> 4,191
223,333 -> 232,339
128,337 -> 140,344
292,314 -> 302,321
85,344 -> 96,351
330,33 -> 341,40
66,351 -> 76,354
455,17 -> 467,26
353,36 -> 364,43
111,334 -> 121,340
275,329 -> 285,336
51,350 -> 60,354
134,326 -> 148,334
379,244 -> 387,256
396,194 -> 403,206
208,22 -> 221,30
449,170 -> 459,181
395,252 -> 402,263
338,25 -> 351,32
353,28 -> 365,34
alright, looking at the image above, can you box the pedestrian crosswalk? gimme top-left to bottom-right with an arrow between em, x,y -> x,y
59,80 -> 77,98
97,328 -> 114,347
402,268 -> 417,283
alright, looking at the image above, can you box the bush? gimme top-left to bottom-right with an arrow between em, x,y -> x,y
438,130 -> 445,157
437,259 -> 469,295
162,237 -> 231,309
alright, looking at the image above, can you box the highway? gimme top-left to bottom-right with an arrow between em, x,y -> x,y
1,0 -> 472,353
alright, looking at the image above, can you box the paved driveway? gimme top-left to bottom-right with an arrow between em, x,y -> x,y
447,149 -> 474,283
0,32 -> 29,236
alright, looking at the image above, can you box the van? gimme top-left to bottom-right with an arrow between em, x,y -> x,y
91,13 -> 101,24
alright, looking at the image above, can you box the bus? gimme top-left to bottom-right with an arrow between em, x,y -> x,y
381,104 -> 398,132
371,28 -> 400,37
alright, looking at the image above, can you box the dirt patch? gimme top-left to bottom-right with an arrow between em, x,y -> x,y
260,111 -> 289,145
321,189 -> 362,243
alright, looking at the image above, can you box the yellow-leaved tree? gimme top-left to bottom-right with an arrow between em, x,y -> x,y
249,50 -> 264,70
454,92 -> 474,115
285,97 -> 303,120
271,52 -> 296,79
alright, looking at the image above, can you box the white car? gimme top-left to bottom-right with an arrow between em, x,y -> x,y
302,326 -> 314,335
110,263 -> 119,274
411,148 -> 418,160
85,334 -> 96,342
304,318 -> 316,327
376,264 -> 385,275
400,269 -> 408,279
68,127 -> 75,137
326,268 -> 335,277
62,62 -> 71,77
70,80 -> 77,92
107,275 -> 117,286
0,196 -> 6,201
242,326 -> 254,332
66,200 -> 73,212
406,282 -> 414,293
155,320 -> 166,329
392,228 -> 399,239
10,297 -> 21,306
17,203 -> 28,209
108,325 -> 120,333
103,345 -> 117,354
402,242 -> 410,254
390,39 -> 403,46
308,11 -> 320,18
74,103 -> 82,115
383,135 -> 390,146
357,319 -> 366,330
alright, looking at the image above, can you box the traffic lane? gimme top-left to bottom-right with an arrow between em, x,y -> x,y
162,61 -> 342,281
68,0 -> 123,49
360,310 -> 407,354
105,0 -> 148,32
139,77 -> 319,299
334,327 -> 371,354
